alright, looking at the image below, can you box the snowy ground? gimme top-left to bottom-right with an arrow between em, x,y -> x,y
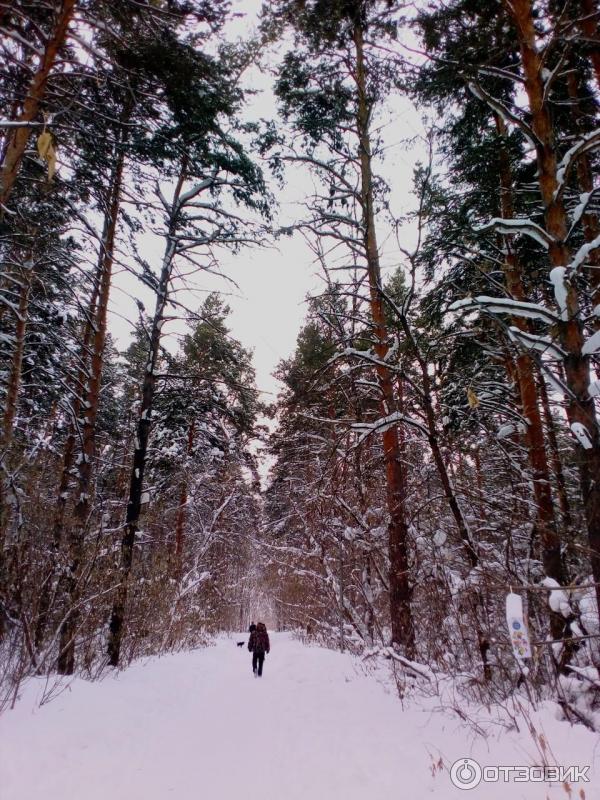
0,633 -> 597,799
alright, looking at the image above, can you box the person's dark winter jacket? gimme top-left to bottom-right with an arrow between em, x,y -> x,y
248,623 -> 270,654
248,622 -> 270,677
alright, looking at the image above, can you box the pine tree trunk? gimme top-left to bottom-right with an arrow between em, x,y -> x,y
0,261 -> 32,619
0,262 -> 29,531
0,0 -> 77,212
107,157 -> 188,667
33,281 -> 100,653
494,114 -> 564,584
353,23 -> 413,655
56,139 -> 127,675
506,0 -> 600,617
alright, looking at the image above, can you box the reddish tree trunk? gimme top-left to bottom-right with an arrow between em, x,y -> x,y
33,280 -> 100,652
57,139 -> 127,675
506,0 -> 600,617
0,0 -> 77,212
354,23 -> 413,655
0,262 -> 32,559
495,114 -> 564,584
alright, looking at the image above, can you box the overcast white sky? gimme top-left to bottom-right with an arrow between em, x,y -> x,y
108,1 -> 426,405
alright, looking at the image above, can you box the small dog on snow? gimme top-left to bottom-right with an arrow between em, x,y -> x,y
236,641 -> 245,647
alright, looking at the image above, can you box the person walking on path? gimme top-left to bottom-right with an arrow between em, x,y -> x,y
248,622 -> 270,677
247,622 -> 255,649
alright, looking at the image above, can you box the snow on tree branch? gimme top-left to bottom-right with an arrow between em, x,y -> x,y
555,128 -> 600,198
473,217 -> 554,250
468,81 -> 536,145
507,327 -> 566,360
450,295 -> 560,326
352,412 -> 429,444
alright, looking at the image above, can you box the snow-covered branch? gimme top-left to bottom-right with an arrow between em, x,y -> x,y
474,217 -> 554,250
450,295 -> 560,326
352,412 -> 429,443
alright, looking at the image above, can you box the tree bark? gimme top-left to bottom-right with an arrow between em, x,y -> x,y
353,23 -> 414,655
107,156 -> 188,667
0,0 -> 77,212
33,279 -> 100,653
506,0 -> 600,616
0,261 -> 32,597
57,137 -> 127,674
494,114 -> 564,584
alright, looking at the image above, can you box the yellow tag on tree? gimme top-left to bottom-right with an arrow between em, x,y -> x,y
36,130 -> 57,181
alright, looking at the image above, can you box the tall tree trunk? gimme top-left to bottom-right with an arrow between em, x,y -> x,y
0,260 -> 32,529
56,140 -> 127,675
494,114 -> 565,585
353,23 -> 414,655
0,260 -> 32,632
33,279 -> 100,653
506,0 -> 600,617
107,157 -> 188,667
0,0 -> 77,212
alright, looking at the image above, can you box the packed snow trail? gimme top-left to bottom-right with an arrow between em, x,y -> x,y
0,633 -> 597,799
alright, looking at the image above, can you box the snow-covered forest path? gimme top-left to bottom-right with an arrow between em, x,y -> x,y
1,633 -> 596,799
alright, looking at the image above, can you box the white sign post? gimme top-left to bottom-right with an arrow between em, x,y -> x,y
506,592 -> 532,671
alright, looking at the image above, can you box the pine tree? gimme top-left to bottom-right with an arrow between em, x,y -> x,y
271,0 -> 414,654
106,29 -> 269,666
